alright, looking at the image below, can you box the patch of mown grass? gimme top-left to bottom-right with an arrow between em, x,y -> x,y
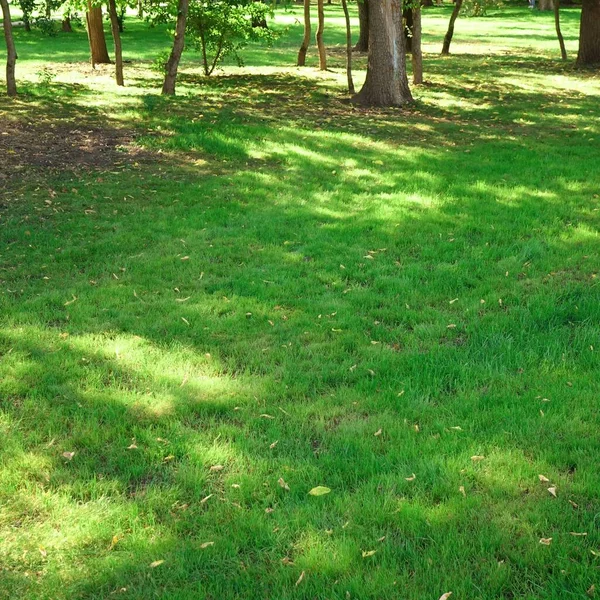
1,5 -> 600,600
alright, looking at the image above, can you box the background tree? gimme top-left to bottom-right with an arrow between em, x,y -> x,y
19,0 -> 37,31
108,0 -> 124,84
86,0 -> 111,66
1,0 -> 17,95
341,0 -> 354,92
161,0 -> 189,94
576,0 -> 600,66
411,0 -> 422,84
553,0 -> 566,60
354,0 -> 368,52
354,0 -> 412,106
297,0 -> 311,66
316,0 -> 326,69
441,0 -> 462,54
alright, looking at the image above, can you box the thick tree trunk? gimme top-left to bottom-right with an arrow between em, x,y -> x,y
162,0 -> 189,94
355,0 -> 369,52
297,0 -> 311,66
441,0 -> 462,55
62,17 -> 73,32
411,1 -> 423,84
23,15 -> 31,31
341,0 -> 355,93
576,0 -> 600,66
316,0 -> 327,69
539,0 -> 553,9
553,0 -> 567,60
86,2 -> 111,67
0,0 -> 17,96
137,0 -> 144,17
422,0 -> 433,5
107,0 -> 124,85
353,0 -> 413,107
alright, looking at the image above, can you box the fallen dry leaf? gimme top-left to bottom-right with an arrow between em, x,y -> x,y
471,455 -> 485,462
547,487 -> 557,497
260,414 -> 275,419
278,477 -> 290,491
539,538 -> 553,546
538,474 -> 550,483
265,507 -> 275,514
270,440 -> 279,449
405,473 -> 416,482
569,499 -> 579,509
231,484 -> 241,489
149,560 -> 165,568
200,542 -> 214,549
377,536 -> 386,542
200,494 -> 213,504
374,428 -> 382,437
362,550 -> 377,558
62,451 -> 75,460
439,594 -> 453,600
281,556 -> 294,565
308,486 -> 331,496
39,546 -> 47,558
295,571 -> 305,586
459,486 -> 466,497
587,584 -> 596,597
127,443 -> 137,450
570,532 -> 587,536
210,465 -> 224,472
450,426 -> 463,431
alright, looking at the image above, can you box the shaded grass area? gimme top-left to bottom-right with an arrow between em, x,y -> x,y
1,5 -> 600,600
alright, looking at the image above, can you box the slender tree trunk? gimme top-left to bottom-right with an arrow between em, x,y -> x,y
86,2 -> 111,67
297,0 -> 311,66
411,1 -> 422,83
62,17 -> 73,32
353,0 -> 413,107
441,0 -> 462,54
341,0 -> 355,93
355,0 -> 369,51
107,0 -> 124,85
162,0 -> 189,94
23,15 -> 31,31
316,0 -> 327,69
576,0 -> 600,66
0,0 -> 17,96
553,0 -> 567,60
137,0 -> 144,18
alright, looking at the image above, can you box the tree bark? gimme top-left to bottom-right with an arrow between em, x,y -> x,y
62,17 -> 73,32
576,0 -> 600,66
353,0 -> 413,107
316,0 -> 327,69
553,0 -> 567,60
162,0 -> 189,94
86,2 -> 111,67
107,0 -> 124,85
0,0 -> 17,96
355,0 -> 369,52
297,0 -> 311,66
441,0 -> 462,55
411,1 -> 422,84
137,0 -> 144,18
538,0 -> 553,9
341,0 -> 355,93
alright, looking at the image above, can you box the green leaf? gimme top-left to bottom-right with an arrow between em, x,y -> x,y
308,486 -> 331,496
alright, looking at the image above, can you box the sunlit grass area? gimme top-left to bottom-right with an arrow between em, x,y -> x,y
1,4 -> 600,600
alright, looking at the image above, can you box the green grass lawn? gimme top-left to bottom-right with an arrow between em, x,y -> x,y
1,5 -> 600,600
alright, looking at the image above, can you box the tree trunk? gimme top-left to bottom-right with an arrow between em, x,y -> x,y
62,17 -> 73,32
353,0 -> 413,107
297,0 -> 311,66
441,0 -> 462,55
411,1 -> 423,84
107,0 -> 124,85
316,0 -> 327,69
86,2 -> 111,67
0,0 -> 17,96
162,0 -> 189,94
23,15 -> 31,31
355,0 -> 369,52
137,0 -> 143,18
553,0 -> 567,60
538,0 -> 553,10
341,0 -> 355,93
422,0 -> 433,5
576,0 -> 600,66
